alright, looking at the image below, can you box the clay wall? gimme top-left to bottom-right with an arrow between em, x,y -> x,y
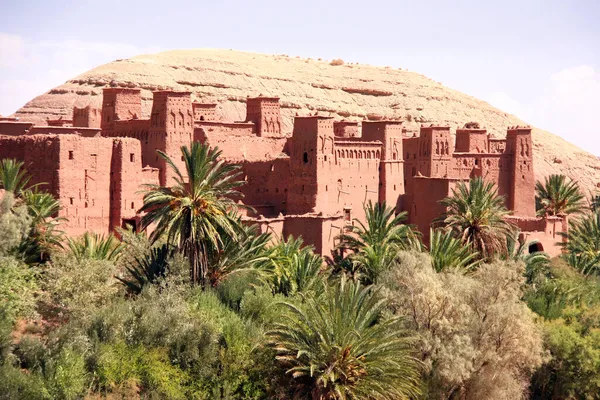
28,126 -> 102,137
239,158 -> 290,217
73,106 -> 101,128
0,122 -> 34,136
47,118 -> 73,127
332,140 -> 381,223
455,129 -> 488,153
283,214 -> 343,256
192,103 -> 218,121
407,177 -> 457,242
488,138 -> 507,153
0,135 -> 60,195
101,88 -> 142,136
243,215 -> 285,243
508,216 -> 567,258
194,122 -> 288,161
109,138 -> 147,232
334,121 -> 360,138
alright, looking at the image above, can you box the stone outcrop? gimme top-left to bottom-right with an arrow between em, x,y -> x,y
11,49 -> 600,192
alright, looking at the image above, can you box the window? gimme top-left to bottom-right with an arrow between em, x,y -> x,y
131,202 -> 135,209
344,208 -> 352,222
68,150 -> 74,160
69,197 -> 74,205
271,164 -> 275,172
130,153 -> 135,162
303,152 -> 309,164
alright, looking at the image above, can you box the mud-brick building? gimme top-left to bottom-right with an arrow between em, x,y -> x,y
0,87 -> 566,256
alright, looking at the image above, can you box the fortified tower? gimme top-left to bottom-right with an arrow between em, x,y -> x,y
148,91 -> 193,184
288,115 -> 335,214
506,126 -> 535,217
362,120 -> 405,208
419,125 -> 453,178
101,88 -> 142,136
246,96 -> 281,137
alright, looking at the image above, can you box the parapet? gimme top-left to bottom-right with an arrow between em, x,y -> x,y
192,102 -> 218,121
333,120 -> 359,138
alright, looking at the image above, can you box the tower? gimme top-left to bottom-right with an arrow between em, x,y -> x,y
287,115 -> 335,214
246,96 -> 281,137
361,120 -> 405,208
506,126 -> 535,217
148,91 -> 193,185
419,125 -> 453,178
101,88 -> 142,136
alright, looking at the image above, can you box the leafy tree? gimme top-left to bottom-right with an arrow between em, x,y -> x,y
268,276 -> 421,399
140,142 -> 245,285
439,177 -> 515,259
535,174 -> 585,217
428,228 -> 480,273
67,232 -> 124,262
382,251 -> 544,399
560,211 -> 600,275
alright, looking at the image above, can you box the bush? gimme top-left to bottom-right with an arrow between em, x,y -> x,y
0,256 -> 39,324
381,251 -> 544,399
43,253 -> 119,318
330,58 -> 344,66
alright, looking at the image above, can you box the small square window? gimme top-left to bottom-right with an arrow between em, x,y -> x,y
130,153 -> 135,162
131,202 -> 135,209
344,208 -> 352,222
68,151 -> 74,160
69,197 -> 74,205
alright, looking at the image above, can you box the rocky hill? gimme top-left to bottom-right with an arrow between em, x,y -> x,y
12,49 -> 600,192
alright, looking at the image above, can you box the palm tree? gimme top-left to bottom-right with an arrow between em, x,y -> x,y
428,228 -> 480,273
0,158 -> 34,195
336,201 -> 419,284
140,142 -> 245,285
535,174 -> 585,216
559,212 -> 600,275
117,244 -> 175,294
338,201 -> 416,251
19,190 -> 65,263
267,276 -> 421,399
266,236 -> 325,296
439,177 -> 515,259
68,232 -> 124,262
205,223 -> 272,287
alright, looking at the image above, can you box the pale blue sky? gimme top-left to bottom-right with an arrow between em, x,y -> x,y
1,0 -> 599,153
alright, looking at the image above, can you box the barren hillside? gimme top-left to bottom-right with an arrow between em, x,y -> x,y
12,49 -> 600,192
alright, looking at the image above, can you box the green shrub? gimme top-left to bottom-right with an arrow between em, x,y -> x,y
0,256 -> 39,324
44,253 -> 119,317
97,342 -> 187,399
0,364 -> 50,400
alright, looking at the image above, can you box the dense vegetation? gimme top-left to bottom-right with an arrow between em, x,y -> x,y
1,147 -> 599,399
